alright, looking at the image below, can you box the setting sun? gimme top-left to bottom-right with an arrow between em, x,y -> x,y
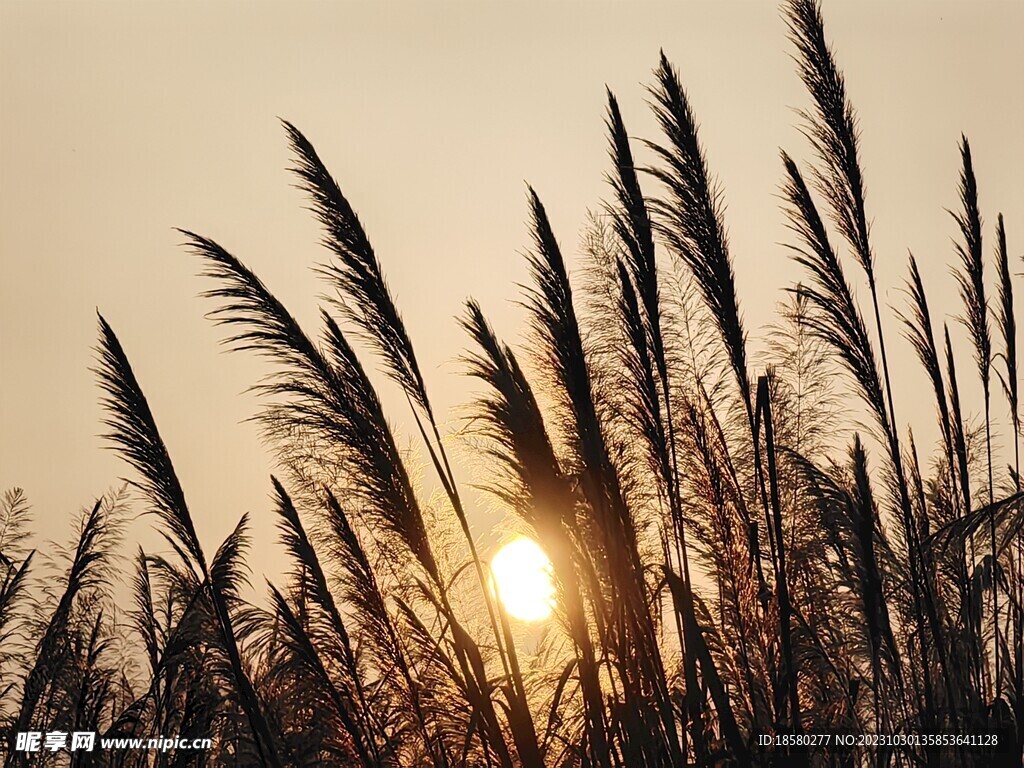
490,537 -> 556,622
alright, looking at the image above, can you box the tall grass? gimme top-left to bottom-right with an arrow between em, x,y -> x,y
2,1 -> 1022,766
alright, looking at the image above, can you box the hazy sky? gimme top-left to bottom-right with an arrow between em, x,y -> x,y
2,1 -> 1022,572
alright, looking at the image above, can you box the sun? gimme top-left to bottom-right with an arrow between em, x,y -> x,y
490,537 -> 556,622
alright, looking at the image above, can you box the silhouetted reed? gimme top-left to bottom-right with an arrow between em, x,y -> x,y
2,2 -> 1021,766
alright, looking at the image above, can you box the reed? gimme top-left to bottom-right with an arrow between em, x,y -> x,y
2,2 -> 1021,765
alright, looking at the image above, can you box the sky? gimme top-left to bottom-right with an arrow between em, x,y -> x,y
1,0 -> 1022,578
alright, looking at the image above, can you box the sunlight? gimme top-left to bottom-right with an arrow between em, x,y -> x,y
490,537 -> 556,622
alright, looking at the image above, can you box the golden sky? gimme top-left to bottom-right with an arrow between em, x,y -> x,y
2,0 -> 1022,568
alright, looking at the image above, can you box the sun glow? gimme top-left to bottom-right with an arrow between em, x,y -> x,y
490,537 -> 556,622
